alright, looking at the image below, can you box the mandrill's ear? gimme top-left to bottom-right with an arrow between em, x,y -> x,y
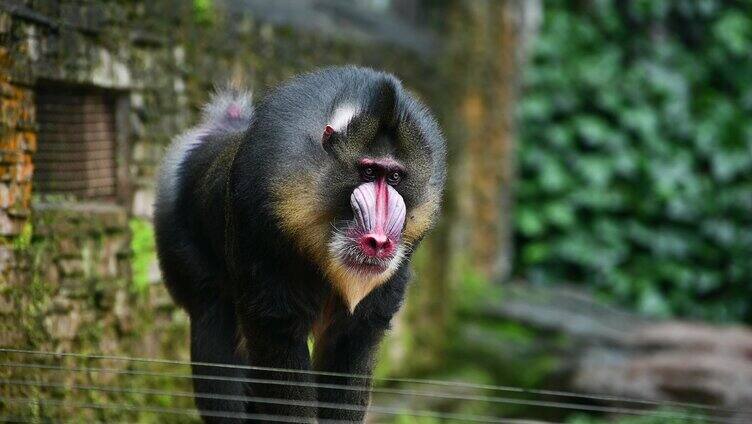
321,124 -> 344,155
370,78 -> 399,129
322,124 -> 335,147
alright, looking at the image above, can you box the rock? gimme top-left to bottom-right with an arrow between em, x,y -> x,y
0,325 -> 25,346
114,289 -> 133,333
44,310 -> 82,340
132,188 -> 155,218
478,283 -> 752,415
58,258 -> 85,277
55,237 -> 80,257
0,293 -> 14,314
149,282 -> 175,310
49,295 -> 74,313
575,322 -> 752,408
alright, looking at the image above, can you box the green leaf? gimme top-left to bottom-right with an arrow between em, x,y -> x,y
516,207 -> 545,237
713,11 -> 752,55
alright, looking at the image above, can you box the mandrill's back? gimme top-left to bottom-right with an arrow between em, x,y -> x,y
153,85 -> 255,310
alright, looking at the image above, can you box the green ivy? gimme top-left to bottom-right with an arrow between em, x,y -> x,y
129,218 -> 156,294
567,409 -> 707,424
193,0 -> 214,26
12,222 -> 33,250
515,0 -> 752,322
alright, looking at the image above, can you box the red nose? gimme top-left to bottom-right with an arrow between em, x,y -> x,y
358,233 -> 395,258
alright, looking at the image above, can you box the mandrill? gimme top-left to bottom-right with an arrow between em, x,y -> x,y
154,66 -> 446,423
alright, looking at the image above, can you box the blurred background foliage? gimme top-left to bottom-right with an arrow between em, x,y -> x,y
514,0 -> 752,322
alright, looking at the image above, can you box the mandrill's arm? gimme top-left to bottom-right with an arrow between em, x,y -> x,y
312,274 -> 408,421
237,313 -> 316,420
231,263 -> 319,421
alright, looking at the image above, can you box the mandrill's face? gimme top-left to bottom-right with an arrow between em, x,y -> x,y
331,157 -> 408,276
272,97 -> 445,312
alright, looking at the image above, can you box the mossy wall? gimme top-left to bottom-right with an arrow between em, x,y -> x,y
1,202 -> 193,421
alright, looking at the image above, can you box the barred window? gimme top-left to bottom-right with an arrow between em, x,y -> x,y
34,85 -> 126,201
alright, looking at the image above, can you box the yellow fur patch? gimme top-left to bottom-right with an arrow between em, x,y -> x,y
272,176 -> 331,264
402,190 -> 441,244
324,257 -> 398,312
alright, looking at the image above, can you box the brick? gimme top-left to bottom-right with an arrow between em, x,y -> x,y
15,158 -> 33,183
0,161 -> 30,184
5,182 -> 31,215
0,12 -> 10,35
50,295 -> 74,313
0,98 -> 21,128
55,237 -> 80,257
0,183 -> 10,208
0,131 -> 19,150
0,164 -> 13,181
0,81 -> 15,98
20,132 -> 36,152
0,150 -> 23,164
0,212 -> 24,236
96,255 -> 118,279
41,261 -> 59,285
0,292 -> 13,314
0,326 -> 24,346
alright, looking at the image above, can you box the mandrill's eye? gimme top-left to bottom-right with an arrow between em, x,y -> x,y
387,171 -> 402,186
361,166 -> 377,182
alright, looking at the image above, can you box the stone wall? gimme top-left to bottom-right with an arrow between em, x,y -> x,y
0,1 -> 192,219
0,82 -> 34,239
0,202 -> 192,421
0,3 -> 194,419
0,0 -> 190,276
1,8 -> 36,294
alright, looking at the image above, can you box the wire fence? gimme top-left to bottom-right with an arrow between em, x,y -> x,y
0,348 -> 748,423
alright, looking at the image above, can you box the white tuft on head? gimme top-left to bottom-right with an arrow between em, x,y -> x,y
155,86 -> 253,216
329,104 -> 359,132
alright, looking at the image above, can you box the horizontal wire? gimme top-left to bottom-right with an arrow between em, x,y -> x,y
0,416 -> 41,424
0,378 -> 541,424
0,347 -> 739,414
0,395 -> 330,423
0,362 -> 727,422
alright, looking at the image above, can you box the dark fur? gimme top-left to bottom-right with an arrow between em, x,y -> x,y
154,66 -> 446,422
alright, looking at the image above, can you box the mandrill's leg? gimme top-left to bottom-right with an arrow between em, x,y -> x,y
312,316 -> 386,421
313,280 -> 406,422
189,297 -> 248,424
236,313 -> 316,422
